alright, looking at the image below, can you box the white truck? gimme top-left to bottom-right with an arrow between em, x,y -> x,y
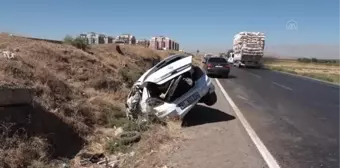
229,32 -> 265,68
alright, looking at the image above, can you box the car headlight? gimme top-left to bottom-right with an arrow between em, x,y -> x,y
146,97 -> 165,107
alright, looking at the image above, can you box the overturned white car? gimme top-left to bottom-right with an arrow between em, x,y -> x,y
125,54 -> 217,120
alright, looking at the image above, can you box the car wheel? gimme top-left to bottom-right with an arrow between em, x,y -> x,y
224,73 -> 229,78
236,62 -> 240,68
203,91 -> 217,106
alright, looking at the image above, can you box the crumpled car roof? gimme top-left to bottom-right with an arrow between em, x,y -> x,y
136,54 -> 193,85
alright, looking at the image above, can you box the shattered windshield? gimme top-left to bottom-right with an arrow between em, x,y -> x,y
145,65 -> 203,103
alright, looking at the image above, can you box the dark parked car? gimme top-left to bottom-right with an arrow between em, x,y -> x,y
203,57 -> 231,78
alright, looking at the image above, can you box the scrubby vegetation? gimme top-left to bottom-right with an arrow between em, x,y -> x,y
263,57 -> 340,84
63,35 -> 89,51
0,33 -> 181,167
297,57 -> 339,65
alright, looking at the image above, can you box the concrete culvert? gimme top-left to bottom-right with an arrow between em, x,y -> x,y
0,101 -> 85,160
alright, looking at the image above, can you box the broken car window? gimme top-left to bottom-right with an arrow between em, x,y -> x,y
145,65 -> 202,103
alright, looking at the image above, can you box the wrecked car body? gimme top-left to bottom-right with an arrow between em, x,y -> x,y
126,54 -> 217,120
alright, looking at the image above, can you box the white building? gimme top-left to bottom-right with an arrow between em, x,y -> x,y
115,34 -> 136,44
79,32 -> 114,44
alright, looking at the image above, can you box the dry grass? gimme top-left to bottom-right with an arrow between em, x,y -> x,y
264,59 -> 340,84
121,120 -> 183,168
0,33 -> 180,167
192,55 -> 203,67
0,123 -> 49,168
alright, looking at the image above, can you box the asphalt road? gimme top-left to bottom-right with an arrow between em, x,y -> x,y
218,67 -> 339,168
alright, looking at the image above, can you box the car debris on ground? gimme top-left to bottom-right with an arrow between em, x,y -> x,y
1,50 -> 16,59
78,151 -> 131,168
125,54 -> 217,122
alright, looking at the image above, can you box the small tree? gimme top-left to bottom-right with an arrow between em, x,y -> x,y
311,58 -> 318,63
299,58 -> 311,63
63,35 -> 74,44
63,35 -> 88,51
73,37 -> 88,50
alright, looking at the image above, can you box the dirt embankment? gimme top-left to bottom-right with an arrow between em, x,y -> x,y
0,34 -> 181,168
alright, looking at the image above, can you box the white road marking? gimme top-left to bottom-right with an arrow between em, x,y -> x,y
271,69 -> 340,87
215,79 -> 281,168
248,72 -> 262,79
237,95 -> 248,101
272,82 -> 293,91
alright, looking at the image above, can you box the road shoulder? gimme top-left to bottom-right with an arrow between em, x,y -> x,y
164,80 -> 268,168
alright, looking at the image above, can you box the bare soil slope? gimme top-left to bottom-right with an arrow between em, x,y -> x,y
0,34 -> 179,167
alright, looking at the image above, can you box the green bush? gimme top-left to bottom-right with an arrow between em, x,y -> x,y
107,138 -> 131,154
63,35 -> 89,51
104,105 -> 129,128
119,68 -> 143,87
297,57 -> 339,66
297,58 -> 312,63
311,58 -> 318,63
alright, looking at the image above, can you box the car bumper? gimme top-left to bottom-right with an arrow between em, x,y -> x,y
150,75 -> 214,119
152,101 -> 197,119
240,61 -> 261,67
207,68 -> 230,75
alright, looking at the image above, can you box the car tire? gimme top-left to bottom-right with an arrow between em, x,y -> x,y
236,62 -> 240,68
118,131 -> 142,145
224,73 -> 229,78
203,91 -> 217,106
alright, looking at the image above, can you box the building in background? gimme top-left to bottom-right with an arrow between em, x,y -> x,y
115,34 -> 136,44
104,36 -> 114,44
149,36 -> 179,51
80,32 -> 114,44
78,33 -> 180,49
149,37 -> 158,50
136,39 -> 150,47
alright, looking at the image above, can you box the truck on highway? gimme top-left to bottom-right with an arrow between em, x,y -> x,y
230,32 -> 265,68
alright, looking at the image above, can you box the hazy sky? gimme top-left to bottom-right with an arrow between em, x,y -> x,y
0,0 -> 339,58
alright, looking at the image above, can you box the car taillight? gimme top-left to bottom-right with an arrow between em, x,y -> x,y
224,64 -> 230,68
207,64 -> 213,68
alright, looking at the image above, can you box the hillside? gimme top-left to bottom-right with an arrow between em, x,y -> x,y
0,33 -> 182,167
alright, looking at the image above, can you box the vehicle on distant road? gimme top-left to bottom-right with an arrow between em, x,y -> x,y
204,53 -> 213,58
203,57 -> 231,78
231,32 -> 265,68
